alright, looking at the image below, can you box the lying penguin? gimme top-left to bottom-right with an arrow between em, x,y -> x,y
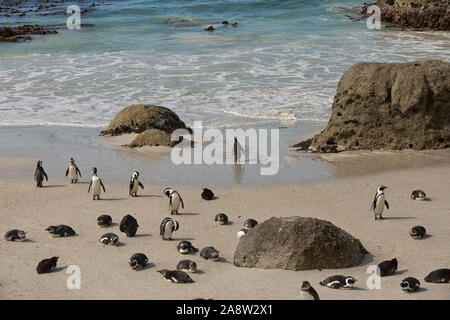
157,269 -> 194,283
4,229 -> 26,241
400,277 -> 421,292
99,233 -> 119,246
119,214 -> 139,237
176,241 -> 198,254
320,275 -> 357,289
97,215 -> 112,227
36,257 -> 59,274
201,188 -> 214,200
378,258 -> 398,277
424,268 -> 450,283
45,225 -> 76,237
200,246 -> 220,261
411,190 -> 427,201
214,213 -> 229,225
409,226 -> 426,239
300,281 -> 320,300
129,253 -> 148,270
176,260 -> 198,273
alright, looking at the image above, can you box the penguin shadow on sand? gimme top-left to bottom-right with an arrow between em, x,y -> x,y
132,233 -> 152,238
99,197 -> 128,201
381,216 -> 416,220
133,194 -> 162,198
42,184 -> 66,188
177,212 -> 201,216
171,237 -> 196,241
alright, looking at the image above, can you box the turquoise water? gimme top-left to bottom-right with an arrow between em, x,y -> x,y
0,0 -> 449,127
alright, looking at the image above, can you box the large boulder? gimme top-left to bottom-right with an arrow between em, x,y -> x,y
101,104 -> 189,136
293,60 -> 450,152
128,129 -> 176,147
234,217 -> 368,271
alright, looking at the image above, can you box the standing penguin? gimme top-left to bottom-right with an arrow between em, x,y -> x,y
160,217 -> 179,240
88,167 -> 106,200
119,214 -> 139,237
129,171 -> 144,197
65,158 -> 81,183
300,281 -> 320,300
371,185 -> 389,220
36,257 -> 59,274
34,160 -> 48,188
164,188 -> 184,215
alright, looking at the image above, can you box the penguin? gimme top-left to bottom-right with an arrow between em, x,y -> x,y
371,185 -> 389,220
222,20 -> 229,25
164,188 -> 184,215
424,268 -> 450,283
411,190 -> 426,201
204,25 -> 214,31
45,225 -> 76,237
200,246 -> 220,261
244,218 -> 258,229
4,229 -> 26,241
88,167 -> 106,200
400,277 -> 421,292
300,281 -> 320,300
119,214 -> 139,237
99,232 -> 119,245
160,217 -> 179,240
201,188 -> 214,200
129,171 -> 144,197
36,257 -> 59,274
176,241 -> 198,254
319,275 -> 357,289
215,213 -> 228,225
157,269 -> 194,283
377,258 -> 398,277
232,22 -> 238,28
97,214 -> 112,227
34,160 -> 48,187
237,228 -> 248,239
65,158 -> 81,183
409,226 -> 426,239
176,260 -> 198,273
129,253 -> 148,270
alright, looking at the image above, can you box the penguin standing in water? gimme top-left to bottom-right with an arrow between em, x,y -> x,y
160,217 -> 179,240
371,185 -> 389,220
88,167 -> 105,200
34,160 -> 48,187
164,188 -> 184,215
65,158 -> 81,183
129,171 -> 144,197
300,281 -> 320,300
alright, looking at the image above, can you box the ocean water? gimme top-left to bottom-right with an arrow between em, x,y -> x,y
0,0 -> 449,128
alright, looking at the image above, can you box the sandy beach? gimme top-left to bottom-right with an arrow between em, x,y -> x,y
1,156 -> 449,300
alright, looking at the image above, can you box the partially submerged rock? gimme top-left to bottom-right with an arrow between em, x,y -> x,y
234,216 -> 368,271
128,129 -> 178,147
0,25 -> 57,42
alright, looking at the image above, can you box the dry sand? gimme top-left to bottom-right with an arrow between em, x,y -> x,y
0,158 -> 449,300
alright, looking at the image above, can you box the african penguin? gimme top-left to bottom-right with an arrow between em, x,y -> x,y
409,226 -> 426,239
164,188 -> 184,215
129,253 -> 148,270
45,225 -> 76,237
36,257 -> 59,274
34,160 -> 48,188
4,229 -> 26,242
176,241 -> 198,254
65,158 -> 81,183
200,246 -> 220,261
201,188 -> 214,201
129,171 -> 144,197
119,214 -> 139,237
411,190 -> 426,201
400,277 -> 421,292
300,281 -> 320,300
244,218 -> 258,229
237,228 -> 248,239
97,215 -> 112,227
215,213 -> 228,225
99,232 -> 119,245
177,260 -> 198,273
160,217 -> 179,240
320,275 -> 357,289
88,167 -> 106,200
157,269 -> 194,283
424,269 -> 450,283
371,185 -> 389,220
377,258 -> 398,277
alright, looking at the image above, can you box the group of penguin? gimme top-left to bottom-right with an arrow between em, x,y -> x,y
299,186 -> 450,300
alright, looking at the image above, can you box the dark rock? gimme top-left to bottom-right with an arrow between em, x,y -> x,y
128,128 -> 180,148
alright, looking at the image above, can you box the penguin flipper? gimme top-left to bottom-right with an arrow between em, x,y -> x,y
100,179 -> 106,192
76,166 -> 81,177
88,181 -> 92,193
385,200 -> 389,209
139,182 -> 144,189
65,168 -> 69,177
43,170 -> 48,181
180,196 -> 184,209
129,180 -> 133,195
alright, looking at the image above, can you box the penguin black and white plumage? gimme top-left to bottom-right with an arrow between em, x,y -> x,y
119,214 -> 139,237
244,218 -> 258,229
164,188 -> 184,215
371,185 -> 389,220
400,277 -> 421,292
200,246 -> 220,261
88,167 -> 106,200
129,171 -> 144,197
300,281 -> 320,300
424,268 -> 450,283
99,232 -> 119,245
4,229 -> 26,241
97,215 -> 112,227
65,158 -> 81,183
177,241 -> 198,254
157,269 -> 194,283
129,253 -> 148,270
160,217 -> 179,240
411,190 -> 426,201
237,228 -> 248,239
215,213 -> 228,225
45,225 -> 76,237
378,258 -> 398,277
36,257 -> 59,274
409,226 -> 426,239
319,275 -> 357,289
201,188 -> 214,200
177,260 -> 198,273
34,160 -> 48,188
